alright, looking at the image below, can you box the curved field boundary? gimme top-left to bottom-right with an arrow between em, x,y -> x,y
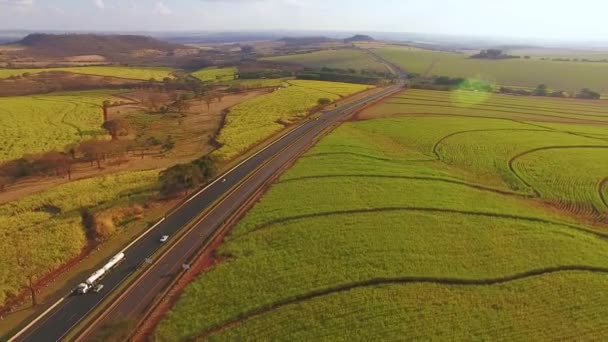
431,128 -> 549,160
600,177 -> 608,210
300,152 -> 435,163
198,266 -> 608,339
392,95 -> 608,116
278,174 -> 528,197
509,146 -> 608,212
382,102 -> 608,124
236,207 -> 607,240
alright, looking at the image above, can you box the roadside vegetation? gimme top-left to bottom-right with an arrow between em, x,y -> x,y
156,89 -> 608,340
0,66 -> 175,81
0,170 -> 159,307
213,80 -> 372,160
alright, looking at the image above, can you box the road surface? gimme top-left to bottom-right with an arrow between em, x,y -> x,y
12,82 -> 403,342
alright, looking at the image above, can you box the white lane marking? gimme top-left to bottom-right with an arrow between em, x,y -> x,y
121,217 -> 166,253
185,119 -> 313,204
8,297 -> 65,342
9,86 -> 398,342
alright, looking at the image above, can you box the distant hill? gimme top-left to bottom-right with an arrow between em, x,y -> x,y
278,36 -> 338,46
15,33 -> 186,58
344,34 -> 375,42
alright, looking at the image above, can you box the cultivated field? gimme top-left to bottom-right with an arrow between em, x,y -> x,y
213,80 -> 372,160
262,49 -> 389,72
156,89 -> 608,340
0,90 -> 117,161
374,46 -> 608,94
0,170 -> 159,306
191,67 -> 237,83
0,66 -> 175,81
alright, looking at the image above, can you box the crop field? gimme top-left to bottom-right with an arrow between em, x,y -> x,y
0,90 -> 119,161
374,46 -> 608,94
262,49 -> 389,72
221,78 -> 287,89
156,89 -> 608,340
0,66 -> 175,81
191,67 -> 237,83
0,170 -> 159,306
213,80 -> 371,160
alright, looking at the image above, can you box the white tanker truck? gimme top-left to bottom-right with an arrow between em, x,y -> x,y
76,252 -> 125,294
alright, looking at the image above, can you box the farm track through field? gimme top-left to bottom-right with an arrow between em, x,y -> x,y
508,146 -> 608,214
278,175 -> 528,197
234,207 -> 606,240
384,102 -> 608,123
394,95 -> 608,116
197,266 -> 608,340
31,97 -> 89,136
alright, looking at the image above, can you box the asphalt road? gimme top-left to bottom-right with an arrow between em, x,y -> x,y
12,82 -> 403,342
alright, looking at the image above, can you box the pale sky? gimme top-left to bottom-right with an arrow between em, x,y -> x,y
0,0 -> 607,40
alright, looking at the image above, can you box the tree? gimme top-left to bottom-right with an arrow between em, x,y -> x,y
102,119 -> 131,140
37,151 -> 73,180
102,100 -> 112,122
78,140 -> 114,169
15,234 -> 45,306
202,95 -> 214,111
533,84 -> 548,96
143,93 -> 164,113
576,88 -> 601,99
214,92 -> 225,103
159,163 -> 205,197
317,98 -> 332,106
0,176 -> 10,192
171,95 -> 192,114
192,155 -> 216,180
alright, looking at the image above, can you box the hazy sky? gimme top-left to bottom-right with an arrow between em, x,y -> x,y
0,0 -> 607,40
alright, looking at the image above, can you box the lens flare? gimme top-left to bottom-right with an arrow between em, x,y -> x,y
450,75 -> 496,108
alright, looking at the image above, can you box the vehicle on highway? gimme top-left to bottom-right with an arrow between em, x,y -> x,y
93,284 -> 104,293
160,235 -> 169,243
221,178 -> 227,183
76,252 -> 125,294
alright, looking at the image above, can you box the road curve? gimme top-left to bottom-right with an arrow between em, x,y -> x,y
11,82 -> 403,342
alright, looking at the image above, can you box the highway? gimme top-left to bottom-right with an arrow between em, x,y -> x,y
11,81 -> 403,342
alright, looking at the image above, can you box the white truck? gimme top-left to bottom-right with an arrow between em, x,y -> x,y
76,252 -> 125,294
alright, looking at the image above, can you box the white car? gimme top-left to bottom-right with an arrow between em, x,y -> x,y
160,235 -> 169,243
93,284 -> 104,293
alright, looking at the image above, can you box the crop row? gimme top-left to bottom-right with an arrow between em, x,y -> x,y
156,110 -> 608,339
